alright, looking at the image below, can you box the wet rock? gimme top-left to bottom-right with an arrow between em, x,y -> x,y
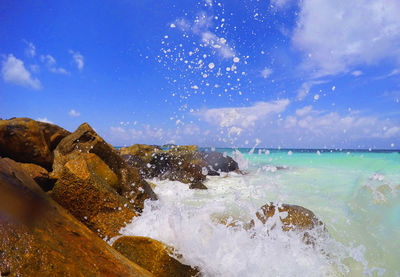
255,203 -> 324,231
113,236 -> 199,277
19,162 -> 56,191
0,158 -> 153,277
52,123 -> 157,208
150,146 -> 207,187
119,144 -> 162,164
189,181 -> 208,190
121,154 -> 152,178
0,117 -> 70,170
254,202 -> 326,245
50,153 -> 138,239
50,123 -> 157,239
199,151 -> 239,174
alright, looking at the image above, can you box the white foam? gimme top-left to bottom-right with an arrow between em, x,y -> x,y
120,176 -> 354,277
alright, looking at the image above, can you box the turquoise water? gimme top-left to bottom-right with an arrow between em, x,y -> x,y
122,148 -> 400,276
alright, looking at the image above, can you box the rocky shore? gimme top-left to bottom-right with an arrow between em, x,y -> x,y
0,118 -> 325,276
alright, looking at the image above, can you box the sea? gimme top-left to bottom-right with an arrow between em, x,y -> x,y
119,148 -> 400,277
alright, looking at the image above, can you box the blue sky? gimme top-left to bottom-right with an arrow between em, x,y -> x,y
1,0 -> 400,149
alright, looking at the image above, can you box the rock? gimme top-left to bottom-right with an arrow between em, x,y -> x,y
254,202 -> 326,245
50,123 -> 157,239
0,117 -> 70,170
255,203 -> 324,231
0,157 -> 153,277
113,236 -> 199,277
150,146 -> 207,186
53,123 -> 157,207
50,153 -> 138,239
199,151 -> 239,173
19,162 -> 56,191
119,144 -> 162,164
189,181 -> 208,190
121,154 -> 152,178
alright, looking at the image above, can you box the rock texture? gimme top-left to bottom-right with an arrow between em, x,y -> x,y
50,123 -> 157,239
199,151 -> 239,174
19,162 -> 55,191
0,117 -> 70,170
113,236 -> 199,277
255,202 -> 324,232
253,202 -> 326,245
119,144 -> 162,164
0,157 -> 153,277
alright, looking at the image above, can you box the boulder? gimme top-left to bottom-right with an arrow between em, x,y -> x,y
119,144 -> 162,164
0,117 -> 70,170
0,157 -> 153,277
50,153 -> 138,239
253,202 -> 326,245
50,123 -> 157,239
255,203 -> 324,232
113,236 -> 199,277
198,151 -> 238,173
52,123 -> 157,208
150,146 -> 207,187
19,162 -> 55,191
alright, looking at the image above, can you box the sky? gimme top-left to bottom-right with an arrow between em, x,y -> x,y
1,0 -> 400,149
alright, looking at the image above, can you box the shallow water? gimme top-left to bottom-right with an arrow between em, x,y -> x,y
120,149 -> 400,276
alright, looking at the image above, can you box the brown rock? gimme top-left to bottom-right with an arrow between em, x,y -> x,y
19,162 -> 55,191
253,202 -> 327,245
150,145 -> 207,187
113,236 -> 199,277
52,123 -> 157,210
0,117 -> 70,170
50,153 -> 138,239
119,144 -> 162,164
255,203 -> 324,232
0,157 -> 153,277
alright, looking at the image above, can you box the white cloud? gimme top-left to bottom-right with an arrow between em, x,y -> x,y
1,54 -> 41,89
40,54 -> 69,75
175,13 -> 235,59
199,99 -> 290,129
69,50 -> 84,71
270,0 -> 294,9
351,70 -> 363,77
261,67 -> 273,78
68,109 -> 80,117
24,41 -> 36,57
37,117 -> 53,124
293,0 -> 400,77
296,105 -> 313,116
296,80 -> 326,100
284,109 -> 400,140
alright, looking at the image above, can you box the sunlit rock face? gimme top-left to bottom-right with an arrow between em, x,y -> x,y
50,123 -> 157,239
0,158 -> 153,277
113,236 -> 199,277
0,117 -> 70,170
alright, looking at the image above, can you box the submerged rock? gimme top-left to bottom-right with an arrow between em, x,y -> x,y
50,123 -> 157,239
0,117 -> 70,170
256,203 -> 323,231
113,236 -> 199,277
0,158 -> 153,277
199,151 -> 239,174
254,202 -> 326,244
